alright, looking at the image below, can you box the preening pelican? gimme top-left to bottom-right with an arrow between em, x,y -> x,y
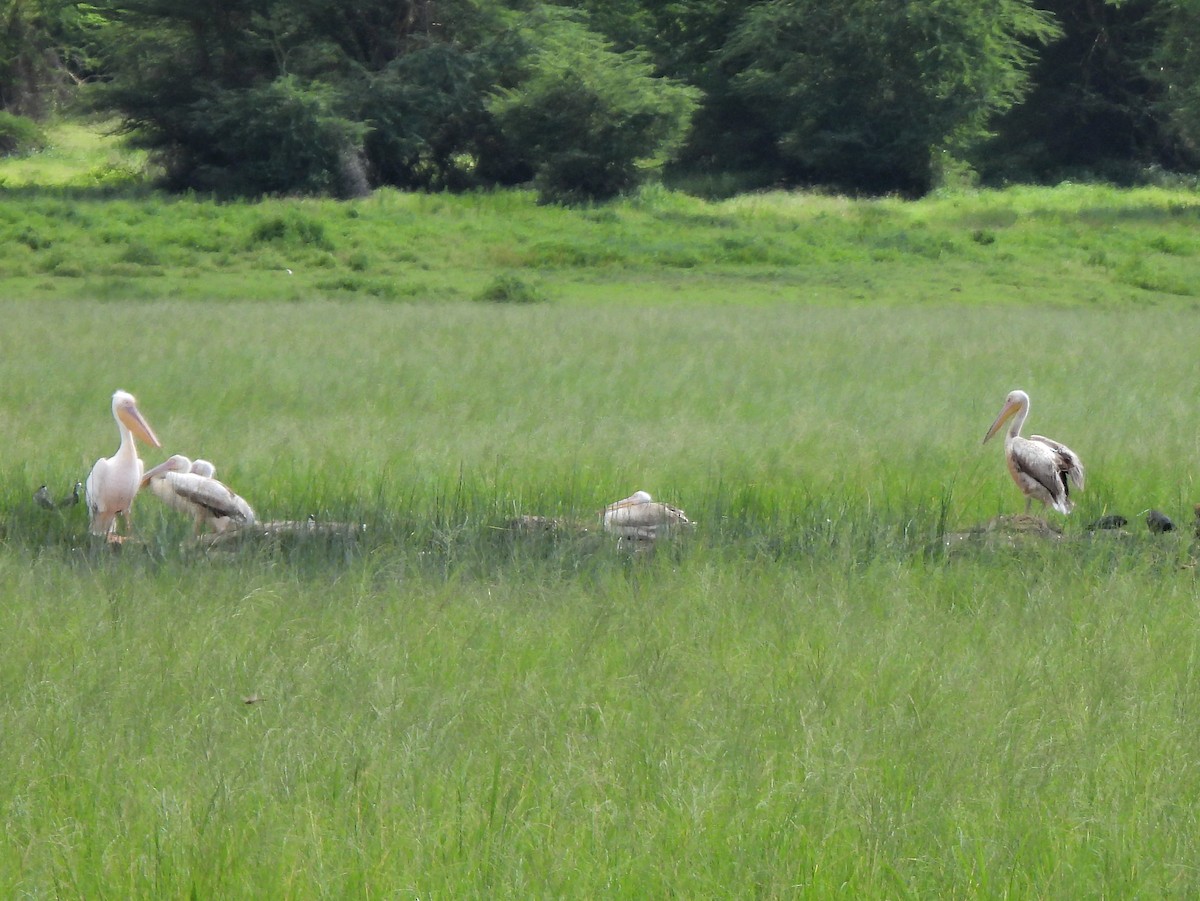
983,389 -> 1084,515
602,490 -> 692,540
85,390 -> 162,538
141,454 -> 256,533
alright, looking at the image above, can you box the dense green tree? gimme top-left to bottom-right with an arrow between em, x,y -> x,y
716,0 -> 1058,195
87,0 -> 451,194
489,9 -> 698,203
979,0 -> 1194,182
0,0 -> 100,116
355,37 -> 528,191
1153,0 -> 1200,160
33,0 -> 1200,195
88,0 -> 696,199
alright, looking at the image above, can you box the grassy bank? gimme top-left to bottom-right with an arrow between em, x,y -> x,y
2,124 -> 1200,309
3,124 -> 1200,897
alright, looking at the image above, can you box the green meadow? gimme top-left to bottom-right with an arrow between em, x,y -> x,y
3,126 -> 1200,896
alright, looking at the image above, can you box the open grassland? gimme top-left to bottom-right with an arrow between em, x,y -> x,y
5,300 -> 1200,898
5,128 -> 1200,896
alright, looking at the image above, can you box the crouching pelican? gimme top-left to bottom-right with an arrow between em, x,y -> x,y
983,389 -> 1084,515
141,455 -> 257,533
602,490 -> 693,540
86,390 -> 162,539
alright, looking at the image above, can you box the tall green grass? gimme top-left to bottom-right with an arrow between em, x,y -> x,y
4,133 -> 1200,894
3,296 -> 1200,895
2,299 -> 1196,534
4,546 -> 1200,896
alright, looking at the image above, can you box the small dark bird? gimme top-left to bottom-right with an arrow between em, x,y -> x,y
34,481 -> 83,512
59,481 -> 82,508
1087,513 -> 1127,531
1146,509 -> 1175,534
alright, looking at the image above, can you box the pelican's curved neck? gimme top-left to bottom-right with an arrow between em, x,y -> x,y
114,418 -> 137,461
1006,401 -> 1029,443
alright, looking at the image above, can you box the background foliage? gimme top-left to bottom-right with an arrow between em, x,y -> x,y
3,0 -> 1200,195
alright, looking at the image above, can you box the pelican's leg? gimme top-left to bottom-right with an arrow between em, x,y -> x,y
1024,497 -> 1033,515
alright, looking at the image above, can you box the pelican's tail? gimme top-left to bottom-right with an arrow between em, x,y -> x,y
1052,496 -> 1074,516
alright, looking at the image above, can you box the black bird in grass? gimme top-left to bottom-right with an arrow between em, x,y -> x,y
59,481 -> 82,508
1087,513 -> 1127,531
34,481 -> 83,511
1146,509 -> 1175,534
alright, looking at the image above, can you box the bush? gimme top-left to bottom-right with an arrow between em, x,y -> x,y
719,0 -> 1058,195
358,42 -> 519,191
0,112 -> 46,156
248,213 -> 334,251
489,10 -> 698,204
172,77 -> 364,197
476,274 -> 546,304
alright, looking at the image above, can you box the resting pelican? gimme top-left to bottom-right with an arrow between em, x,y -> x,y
141,454 -> 256,533
602,490 -> 693,540
983,389 -> 1084,515
189,459 -> 216,479
85,390 -> 162,538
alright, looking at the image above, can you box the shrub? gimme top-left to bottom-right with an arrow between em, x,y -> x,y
159,77 -> 364,197
489,10 -> 699,205
248,213 -> 334,251
476,274 -> 546,304
0,112 -> 46,156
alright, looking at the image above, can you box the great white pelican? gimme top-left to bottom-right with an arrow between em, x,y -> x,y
141,454 -> 257,533
601,490 -> 692,540
85,390 -> 162,538
983,389 -> 1084,515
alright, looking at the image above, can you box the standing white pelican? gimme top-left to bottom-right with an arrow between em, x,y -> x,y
602,490 -> 693,540
85,390 -> 162,539
983,389 -> 1085,515
141,454 -> 256,533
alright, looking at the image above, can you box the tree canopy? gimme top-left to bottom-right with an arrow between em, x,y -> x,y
4,0 -> 1200,198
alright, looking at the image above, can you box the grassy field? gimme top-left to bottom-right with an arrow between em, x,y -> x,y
3,124 -> 1200,896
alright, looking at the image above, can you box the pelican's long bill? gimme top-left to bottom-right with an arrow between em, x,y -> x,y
116,394 -> 162,450
983,396 -> 1022,445
141,453 -> 190,488
606,492 -> 648,511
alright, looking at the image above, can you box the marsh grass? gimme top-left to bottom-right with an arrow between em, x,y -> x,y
5,294 -> 1200,895
5,132 -> 1200,894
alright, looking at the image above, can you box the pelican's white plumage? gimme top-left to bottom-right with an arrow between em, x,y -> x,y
601,490 -> 693,540
85,390 -> 162,538
983,389 -> 1085,515
141,454 -> 256,533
